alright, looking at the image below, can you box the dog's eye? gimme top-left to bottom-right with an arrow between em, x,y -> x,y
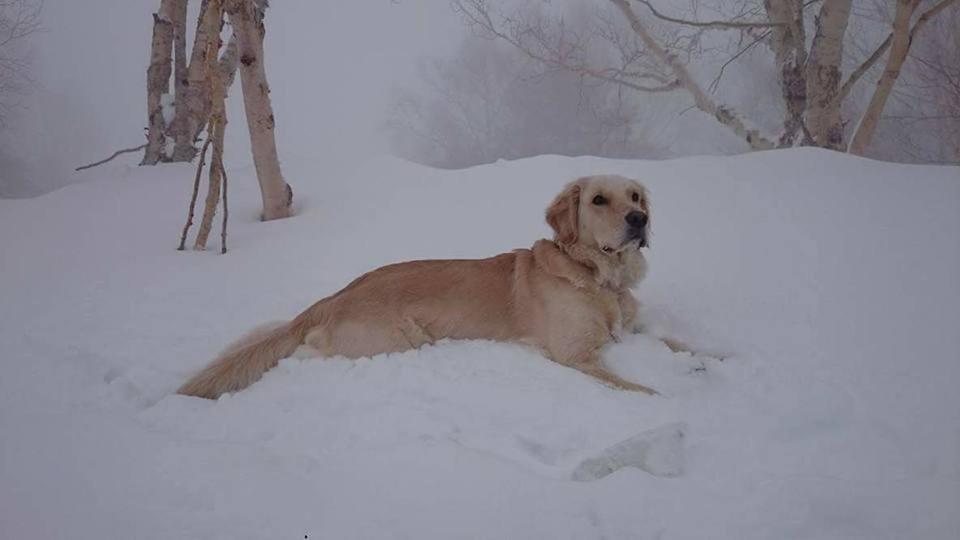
631,192 -> 640,202
592,195 -> 607,206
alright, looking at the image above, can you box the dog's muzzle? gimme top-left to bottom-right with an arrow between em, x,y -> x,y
625,211 -> 648,248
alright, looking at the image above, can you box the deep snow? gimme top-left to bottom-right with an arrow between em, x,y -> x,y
1,149 -> 958,539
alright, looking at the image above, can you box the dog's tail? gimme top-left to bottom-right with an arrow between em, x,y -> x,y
177,321 -> 303,399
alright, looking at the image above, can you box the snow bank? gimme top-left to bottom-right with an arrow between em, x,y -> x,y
1,149 -> 958,539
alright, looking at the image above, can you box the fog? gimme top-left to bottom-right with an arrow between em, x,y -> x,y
1,0 -> 956,197
0,0 -> 464,196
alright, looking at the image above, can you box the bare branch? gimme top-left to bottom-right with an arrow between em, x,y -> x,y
75,144 -> 147,172
219,154 -> 228,254
633,0 -> 787,30
0,0 -> 42,123
453,0 -> 680,94
609,0 -> 775,149
709,29 -> 771,93
839,0 -> 957,104
848,0 -> 957,154
838,33 -> 891,102
453,0 -> 775,149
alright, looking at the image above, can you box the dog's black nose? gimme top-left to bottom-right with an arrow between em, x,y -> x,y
625,211 -> 647,228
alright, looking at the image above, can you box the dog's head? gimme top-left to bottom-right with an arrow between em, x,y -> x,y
546,175 -> 651,254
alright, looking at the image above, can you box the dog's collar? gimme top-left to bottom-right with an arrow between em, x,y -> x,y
539,240 -> 639,293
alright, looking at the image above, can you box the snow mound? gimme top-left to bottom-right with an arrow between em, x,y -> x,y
1,149 -> 959,539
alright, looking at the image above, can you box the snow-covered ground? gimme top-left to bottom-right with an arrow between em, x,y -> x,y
1,149 -> 958,539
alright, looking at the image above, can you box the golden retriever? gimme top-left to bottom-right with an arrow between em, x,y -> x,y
178,175 -> 661,399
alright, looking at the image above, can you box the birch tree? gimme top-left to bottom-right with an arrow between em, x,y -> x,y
225,0 -> 291,221
170,0 -> 221,162
178,0 -> 236,253
192,0 -> 227,250
143,0 -> 177,165
804,0 -> 852,148
452,0 -> 957,154
127,0 -> 292,227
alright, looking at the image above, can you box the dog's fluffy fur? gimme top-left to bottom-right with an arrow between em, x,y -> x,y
178,175 -> 658,399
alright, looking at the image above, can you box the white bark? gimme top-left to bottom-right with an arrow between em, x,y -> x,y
805,0 -> 852,149
171,0 -> 221,162
226,0 -> 291,221
142,0 -> 176,165
764,0 -> 807,146
195,0 -> 229,250
193,100 -> 226,250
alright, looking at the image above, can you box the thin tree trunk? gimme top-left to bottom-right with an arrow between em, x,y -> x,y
220,157 -> 229,254
171,0 -> 189,128
805,0 -> 852,149
226,0 -> 292,221
849,0 -> 956,155
194,114 -> 224,249
142,0 -> 176,165
171,0 -> 220,162
179,138 -> 211,250
194,1 -> 229,250
610,0 -> 775,150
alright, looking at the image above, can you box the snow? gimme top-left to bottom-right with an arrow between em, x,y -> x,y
160,93 -> 176,128
1,149 -> 959,539
572,422 -> 687,481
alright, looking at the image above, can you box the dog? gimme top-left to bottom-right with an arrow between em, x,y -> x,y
178,175 -> 663,399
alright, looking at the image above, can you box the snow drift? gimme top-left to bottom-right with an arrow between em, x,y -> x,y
1,149 -> 958,539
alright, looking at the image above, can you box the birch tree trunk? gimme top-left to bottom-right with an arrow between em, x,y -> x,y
805,0 -> 852,149
194,104 -> 227,249
142,0 -> 176,165
226,0 -> 292,221
171,0 -> 189,125
764,0 -> 807,146
195,2 -> 229,250
171,0 -> 221,162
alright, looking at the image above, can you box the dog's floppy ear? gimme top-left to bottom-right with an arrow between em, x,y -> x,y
546,180 -> 582,246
